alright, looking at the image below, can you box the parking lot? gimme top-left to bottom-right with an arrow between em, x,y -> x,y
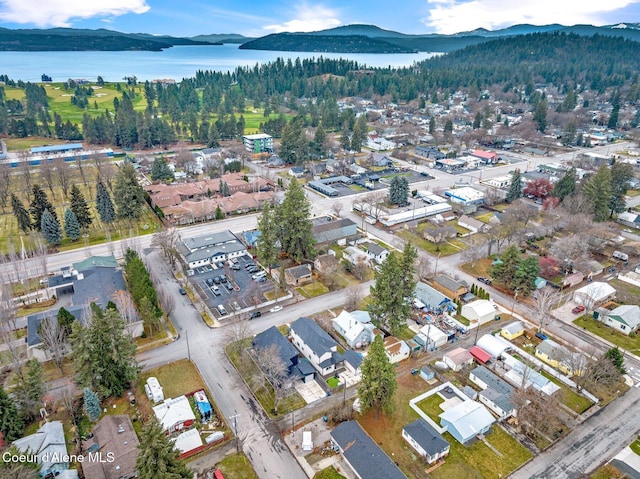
189,255 -> 275,318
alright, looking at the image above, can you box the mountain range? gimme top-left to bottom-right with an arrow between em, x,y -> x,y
1,22 -> 639,52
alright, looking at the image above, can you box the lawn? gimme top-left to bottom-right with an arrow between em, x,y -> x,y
314,466 -> 347,479
415,393 -> 444,422
430,426 -> 533,479
610,278 -> 640,306
539,370 -> 593,414
296,281 -> 330,299
475,212 -> 494,224
397,230 -> 466,256
327,377 -> 340,388
460,258 -> 494,279
214,453 -> 259,479
139,359 -> 206,398
573,315 -> 640,354
631,436 -> 640,456
589,464 -> 625,479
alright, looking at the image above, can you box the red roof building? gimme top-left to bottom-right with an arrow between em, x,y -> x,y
469,345 -> 492,364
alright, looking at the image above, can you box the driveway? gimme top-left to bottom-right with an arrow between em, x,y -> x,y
296,380 -> 327,404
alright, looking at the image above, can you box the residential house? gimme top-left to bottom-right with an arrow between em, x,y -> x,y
342,349 -> 364,376
333,310 -> 375,349
362,242 -> 390,265
576,260 -> 604,279
442,347 -> 473,371
288,166 -> 304,178
457,215 -> 488,234
27,305 -> 85,361
312,217 -> 358,245
314,254 -> 339,275
290,317 -> 343,376
367,152 -> 394,167
82,415 -> 139,479
500,321 -> 525,340
501,353 -> 561,395
617,211 -> 640,229
13,421 -> 78,478
343,246 -> 370,269
469,366 -> 517,420
461,300 -> 497,326
573,282 -> 616,306
433,274 -> 468,299
534,339 -> 574,375
383,336 -> 411,364
469,149 -> 499,164
252,326 -> 300,376
603,305 -> 640,335
415,145 -> 445,160
331,421 -> 408,479
284,264 -> 313,286
424,226 -> 456,243
414,282 -> 455,312
402,420 -> 450,464
439,400 -> 495,444
266,154 -> 285,167
152,396 -> 196,434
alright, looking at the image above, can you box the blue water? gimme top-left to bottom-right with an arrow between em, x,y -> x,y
0,44 -> 437,83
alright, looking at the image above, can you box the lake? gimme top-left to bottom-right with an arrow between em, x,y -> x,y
0,44 -> 438,83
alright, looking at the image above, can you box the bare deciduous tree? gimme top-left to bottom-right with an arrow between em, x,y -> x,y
75,156 -> 88,187
331,200 -> 344,217
531,287 -> 561,332
19,153 -> 32,194
37,315 -> 68,373
224,320 -> 251,358
111,290 -> 140,336
252,344 -> 293,415
415,255 -> 432,280
0,282 -> 24,373
0,163 -> 11,212
151,228 -> 180,268
39,160 -> 56,198
54,157 -> 74,198
158,287 -> 176,317
344,284 -> 363,311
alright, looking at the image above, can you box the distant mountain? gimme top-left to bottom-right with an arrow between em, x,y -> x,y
239,22 -> 640,54
0,27 -> 214,51
191,33 -> 253,44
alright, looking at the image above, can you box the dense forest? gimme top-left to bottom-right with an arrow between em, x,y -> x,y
1,33 -> 639,151
239,33 -> 416,53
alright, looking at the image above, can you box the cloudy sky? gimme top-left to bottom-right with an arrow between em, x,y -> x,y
0,0 -> 639,36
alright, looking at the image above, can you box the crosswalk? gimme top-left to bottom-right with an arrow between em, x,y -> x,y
627,365 -> 640,388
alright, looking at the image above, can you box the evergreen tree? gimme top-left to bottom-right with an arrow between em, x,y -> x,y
113,162 -> 146,220
369,252 -> 411,336
0,385 -> 24,442
582,164 -> 612,222
151,156 -> 174,181
257,202 -> 279,271
388,176 -> 409,205
506,168 -> 523,203
351,114 -> 368,152
41,208 -> 62,245
11,193 -> 31,233
136,417 -> 191,479
29,184 -> 55,231
605,347 -> 626,374
83,388 -> 101,422
533,98 -> 548,131
552,167 -> 577,201
513,256 -> 541,296
608,104 -> 620,129
215,206 -> 224,220
609,162 -> 634,218
71,306 -> 138,398
357,335 -> 397,420
274,178 -> 315,263
444,119 -> 453,134
490,245 -> 522,292
69,184 -> 92,229
96,181 -> 116,224
57,307 -> 76,337
398,242 -> 418,302
428,117 -> 436,135
14,359 -> 46,420
311,124 -> 327,159
63,208 -> 80,241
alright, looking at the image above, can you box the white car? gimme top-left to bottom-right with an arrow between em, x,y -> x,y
269,305 -> 283,313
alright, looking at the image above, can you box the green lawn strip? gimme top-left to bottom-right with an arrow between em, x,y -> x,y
573,315 -> 640,354
397,230 -> 460,256
475,212 -> 494,224
139,359 -> 206,399
415,394 -> 444,422
327,377 -> 340,388
214,453 -> 259,479
296,281 -> 330,299
314,466 -> 347,479
430,426 -> 532,479
630,437 -> 640,455
539,370 -> 593,413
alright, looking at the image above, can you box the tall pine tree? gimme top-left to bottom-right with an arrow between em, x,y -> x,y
41,208 -> 62,245
69,184 -> 92,229
0,385 -> 24,442
136,417 -> 191,479
370,251 -> 411,336
256,202 -> 279,271
113,162 -> 146,220
83,388 -> 101,422
96,180 -> 116,224
552,167 -> 577,201
30,184 -> 56,231
506,168 -> 523,203
11,193 -> 31,234
582,165 -> 612,222
64,208 -> 80,241
358,335 -> 397,420
275,178 -> 315,263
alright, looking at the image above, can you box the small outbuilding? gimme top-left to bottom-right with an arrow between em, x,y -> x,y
442,347 -> 473,372
500,321 -> 525,340
461,300 -> 497,326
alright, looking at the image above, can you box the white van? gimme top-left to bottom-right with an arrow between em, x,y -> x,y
252,271 -> 267,280
217,304 -> 228,315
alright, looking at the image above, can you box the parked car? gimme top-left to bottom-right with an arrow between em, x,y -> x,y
179,287 -> 187,295
535,332 -> 549,340
231,264 -> 241,270
255,276 -> 267,283
225,283 -> 233,291
477,277 -> 492,285
270,305 -> 283,313
212,288 -> 221,296
248,267 -> 260,273
572,305 -> 586,314
206,278 -> 214,286
213,276 -> 221,284
219,275 -> 228,283
245,263 -> 255,269
249,311 -> 262,320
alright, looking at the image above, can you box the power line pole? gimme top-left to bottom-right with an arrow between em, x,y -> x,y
230,413 -> 240,453
185,328 -> 191,361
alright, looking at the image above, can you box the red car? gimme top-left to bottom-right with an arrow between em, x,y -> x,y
572,305 -> 585,314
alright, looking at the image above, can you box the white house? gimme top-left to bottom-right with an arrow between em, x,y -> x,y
442,347 -> 473,371
419,324 -> 448,349
383,336 -> 411,364
573,282 -> 616,306
342,246 -> 370,268
153,396 -> 196,434
290,317 -> 342,376
457,215 -> 487,234
402,420 -> 450,464
461,300 -> 497,326
362,242 -> 390,265
333,310 -> 375,349
439,401 -> 495,444
603,304 -> 640,335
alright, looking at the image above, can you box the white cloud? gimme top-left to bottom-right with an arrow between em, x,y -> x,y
0,0 -> 150,27
423,0 -> 640,34
263,3 -> 341,33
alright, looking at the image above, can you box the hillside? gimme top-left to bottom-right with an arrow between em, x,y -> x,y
239,33 -> 416,53
190,33 -> 252,44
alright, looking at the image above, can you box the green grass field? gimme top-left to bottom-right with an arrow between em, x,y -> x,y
573,315 -> 640,354
416,393 -> 444,422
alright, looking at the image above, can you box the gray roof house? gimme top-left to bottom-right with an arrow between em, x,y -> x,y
604,304 -> 640,336
402,419 -> 450,464
253,326 -> 300,375
414,281 -> 454,312
182,230 -> 239,252
362,242 -> 390,265
312,217 -> 358,245
13,421 -> 78,478
331,421 -> 407,479
469,366 -> 516,419
290,317 -> 343,376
